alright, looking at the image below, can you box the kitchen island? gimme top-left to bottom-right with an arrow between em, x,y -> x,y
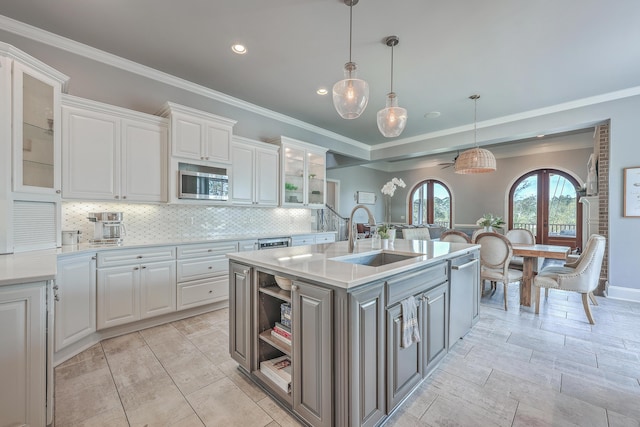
227,239 -> 480,427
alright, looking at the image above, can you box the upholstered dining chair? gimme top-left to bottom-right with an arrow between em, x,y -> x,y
439,230 -> 471,243
402,228 -> 431,240
475,232 -> 524,310
505,228 -> 537,271
471,228 -> 486,243
533,234 -> 606,324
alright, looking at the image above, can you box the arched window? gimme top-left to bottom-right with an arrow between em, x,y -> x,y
409,179 -> 451,228
509,169 -> 582,249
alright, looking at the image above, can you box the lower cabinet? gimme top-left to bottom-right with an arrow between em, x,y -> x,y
97,260 -> 176,330
0,281 -> 48,427
423,282 -> 449,372
350,283 -> 386,427
55,253 -> 97,351
229,262 -> 253,372
292,281 -> 333,427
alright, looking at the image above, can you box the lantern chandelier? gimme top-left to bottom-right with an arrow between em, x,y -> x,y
455,95 -> 497,174
377,35 -> 407,138
333,0 -> 369,119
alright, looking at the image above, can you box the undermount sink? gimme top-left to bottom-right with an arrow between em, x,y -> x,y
332,251 -> 422,267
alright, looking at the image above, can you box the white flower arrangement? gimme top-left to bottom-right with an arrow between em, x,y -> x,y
381,177 -> 406,197
476,213 -> 505,228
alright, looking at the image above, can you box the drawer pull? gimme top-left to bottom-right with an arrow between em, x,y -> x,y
208,266 -> 213,269
141,266 -> 147,269
452,259 -> 477,270
208,290 -> 213,293
133,267 -> 139,270
208,249 -> 213,252
137,255 -> 143,259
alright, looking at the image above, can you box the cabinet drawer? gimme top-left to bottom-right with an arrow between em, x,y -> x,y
386,262 -> 448,307
177,242 -> 238,259
177,276 -> 228,310
291,235 -> 315,246
315,233 -> 336,244
97,246 -> 176,267
177,256 -> 228,282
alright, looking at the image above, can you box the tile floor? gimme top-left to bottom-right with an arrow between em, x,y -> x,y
54,286 -> 640,427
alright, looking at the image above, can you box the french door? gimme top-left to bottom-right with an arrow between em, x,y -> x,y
509,169 -> 582,250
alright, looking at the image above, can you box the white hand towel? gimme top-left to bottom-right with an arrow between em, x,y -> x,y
401,296 -> 421,349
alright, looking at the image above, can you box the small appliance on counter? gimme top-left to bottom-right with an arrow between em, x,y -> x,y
87,212 -> 126,244
61,230 -> 82,245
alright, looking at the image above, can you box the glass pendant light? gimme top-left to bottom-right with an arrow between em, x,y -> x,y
455,95 -> 496,174
333,0 -> 369,119
377,35 -> 407,137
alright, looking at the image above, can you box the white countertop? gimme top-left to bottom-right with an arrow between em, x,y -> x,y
227,239 -> 479,289
0,231 -> 337,287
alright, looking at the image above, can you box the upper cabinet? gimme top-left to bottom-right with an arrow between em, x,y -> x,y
1,43 -> 69,200
160,102 -> 236,165
271,136 -> 327,208
61,95 -> 168,202
231,137 -> 279,206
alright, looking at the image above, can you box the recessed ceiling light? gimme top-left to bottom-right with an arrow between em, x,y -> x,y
424,111 -> 441,119
231,44 -> 247,55
316,88 -> 328,95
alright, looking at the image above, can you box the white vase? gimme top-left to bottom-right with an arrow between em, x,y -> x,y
483,226 -> 493,233
381,239 -> 389,249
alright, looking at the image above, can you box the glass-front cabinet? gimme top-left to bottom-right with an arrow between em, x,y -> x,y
11,60 -> 66,197
276,136 -> 327,208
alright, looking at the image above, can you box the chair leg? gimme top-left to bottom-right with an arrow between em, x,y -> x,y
582,293 -> 595,325
589,292 -> 598,306
503,283 -> 508,311
535,286 -> 541,314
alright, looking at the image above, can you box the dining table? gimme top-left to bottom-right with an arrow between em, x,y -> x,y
511,243 -> 571,306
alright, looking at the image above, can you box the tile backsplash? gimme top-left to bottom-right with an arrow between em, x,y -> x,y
62,202 -> 314,243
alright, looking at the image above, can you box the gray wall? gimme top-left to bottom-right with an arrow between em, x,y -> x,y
327,167 -> 387,225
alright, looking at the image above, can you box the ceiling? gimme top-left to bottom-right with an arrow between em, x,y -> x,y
1,0 -> 639,156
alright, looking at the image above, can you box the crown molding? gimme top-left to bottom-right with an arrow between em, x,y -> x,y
0,14 -> 370,153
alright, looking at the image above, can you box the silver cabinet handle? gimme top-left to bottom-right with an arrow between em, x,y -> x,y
122,196 -> 127,199
56,190 -> 61,194
114,195 -> 119,199
137,255 -> 143,259
208,266 -> 213,269
133,267 -> 139,270
452,259 -> 478,270
141,266 -> 147,269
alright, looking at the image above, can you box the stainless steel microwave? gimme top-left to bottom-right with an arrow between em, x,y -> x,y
178,170 -> 229,200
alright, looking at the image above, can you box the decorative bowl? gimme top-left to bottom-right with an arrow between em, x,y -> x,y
274,275 -> 292,291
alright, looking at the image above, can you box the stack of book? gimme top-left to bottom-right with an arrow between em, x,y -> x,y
270,321 -> 292,346
260,355 -> 292,393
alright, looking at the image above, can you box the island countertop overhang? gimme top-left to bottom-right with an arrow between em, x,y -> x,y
226,239 -> 480,289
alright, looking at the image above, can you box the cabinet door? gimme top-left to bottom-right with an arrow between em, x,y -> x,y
230,143 -> 255,205
121,118 -> 168,202
255,147 -> 279,206
140,260 -> 176,319
12,62 -> 62,197
55,254 -> 97,352
172,114 -> 204,160
423,283 -> 448,373
0,282 -> 46,427
62,106 -> 119,200
386,299 -> 423,412
204,120 -> 232,164
229,262 -> 253,371
306,149 -> 326,208
350,283 -> 385,427
97,265 -> 139,329
178,275 -> 228,310
292,281 -> 332,427
282,144 -> 305,206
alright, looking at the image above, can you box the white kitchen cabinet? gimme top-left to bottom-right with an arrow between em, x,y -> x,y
11,62 -> 67,199
176,241 -> 236,310
291,232 -> 336,247
0,281 -> 48,427
62,95 -> 168,202
231,137 -> 279,206
160,102 -> 236,164
54,253 -> 97,352
271,136 -> 327,208
96,247 -> 176,329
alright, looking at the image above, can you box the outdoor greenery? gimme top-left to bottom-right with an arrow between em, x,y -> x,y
513,178 -> 578,234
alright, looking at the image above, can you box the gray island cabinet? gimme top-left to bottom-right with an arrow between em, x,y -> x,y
228,240 -> 480,427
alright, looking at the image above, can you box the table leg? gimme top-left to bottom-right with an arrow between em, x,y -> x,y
520,256 -> 535,306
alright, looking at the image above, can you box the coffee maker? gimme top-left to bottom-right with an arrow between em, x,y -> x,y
87,212 -> 126,244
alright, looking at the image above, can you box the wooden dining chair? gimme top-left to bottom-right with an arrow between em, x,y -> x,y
533,234 -> 606,324
476,232 -> 523,310
439,230 -> 471,243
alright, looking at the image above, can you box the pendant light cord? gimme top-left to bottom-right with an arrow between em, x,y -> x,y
349,1 -> 353,63
390,43 -> 394,93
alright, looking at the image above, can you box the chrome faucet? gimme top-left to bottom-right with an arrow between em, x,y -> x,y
348,204 -> 377,253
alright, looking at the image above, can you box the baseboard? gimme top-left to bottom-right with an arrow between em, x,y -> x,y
604,285 -> 640,303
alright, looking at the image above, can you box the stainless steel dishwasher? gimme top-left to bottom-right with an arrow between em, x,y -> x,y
448,252 -> 480,348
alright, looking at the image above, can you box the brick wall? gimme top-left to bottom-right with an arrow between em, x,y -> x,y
597,123 -> 609,294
